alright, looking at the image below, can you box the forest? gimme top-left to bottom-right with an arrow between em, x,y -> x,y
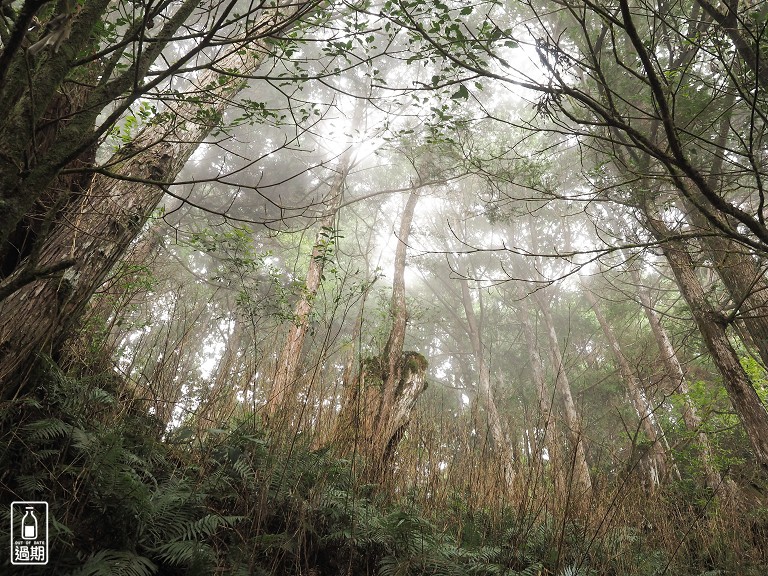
1,0 -> 768,574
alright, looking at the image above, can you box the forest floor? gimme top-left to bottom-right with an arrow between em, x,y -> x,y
1,358 -> 767,576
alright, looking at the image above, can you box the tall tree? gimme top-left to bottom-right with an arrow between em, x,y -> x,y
583,285 -> 675,491
0,2 -> 325,396
629,265 -> 724,492
459,277 -> 516,484
1,0 -> 305,247
643,206 -> 768,467
265,149 -> 353,418
374,188 -> 427,465
333,189 -> 428,476
515,296 -> 566,497
531,289 -> 593,499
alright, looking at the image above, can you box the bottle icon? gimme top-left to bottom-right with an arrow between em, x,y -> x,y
21,507 -> 37,540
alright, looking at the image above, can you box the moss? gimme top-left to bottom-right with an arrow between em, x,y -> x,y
403,351 -> 428,374
362,356 -> 386,387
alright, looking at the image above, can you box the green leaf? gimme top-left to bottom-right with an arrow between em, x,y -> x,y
451,85 -> 470,100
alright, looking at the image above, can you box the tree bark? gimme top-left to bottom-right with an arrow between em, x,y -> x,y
584,286 -> 674,491
644,210 -> 768,467
532,291 -> 593,499
0,6 -> 307,396
682,205 -> 768,370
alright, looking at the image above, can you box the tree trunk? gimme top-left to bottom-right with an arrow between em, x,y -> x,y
1,77 -> 98,279
374,189 -> 421,444
0,7 -> 306,397
685,207 -> 768,370
644,210 -> 768,467
335,350 -> 428,473
516,295 -> 566,496
0,0 -> 199,248
532,291 -> 593,499
265,153 -> 351,418
629,266 -> 724,492
334,190 -> 428,478
584,286 -> 674,491
460,277 -> 515,484
0,0 -> 321,251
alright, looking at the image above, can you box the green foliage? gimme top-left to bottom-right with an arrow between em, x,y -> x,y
69,550 -> 157,576
3,354 -> 763,575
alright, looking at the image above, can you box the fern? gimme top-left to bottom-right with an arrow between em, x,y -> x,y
152,540 -> 214,566
24,417 -> 72,440
176,513 -> 244,541
559,564 -> 596,576
68,549 -> 157,576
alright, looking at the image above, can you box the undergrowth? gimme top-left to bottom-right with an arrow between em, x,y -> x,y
0,361 -> 765,575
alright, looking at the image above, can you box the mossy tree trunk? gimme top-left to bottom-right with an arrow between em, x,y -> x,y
334,351 -> 428,475
334,189 -> 428,478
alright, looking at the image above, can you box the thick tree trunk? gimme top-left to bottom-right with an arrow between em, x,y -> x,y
0,15 -> 298,396
333,351 -> 428,475
533,292 -> 593,499
0,0 -> 200,248
584,287 -> 674,491
0,125 -> 200,394
460,277 -> 515,484
333,190 -> 428,478
645,211 -> 768,467
1,76 -> 98,278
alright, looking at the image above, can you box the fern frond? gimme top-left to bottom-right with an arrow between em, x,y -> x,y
232,456 -> 255,481
87,386 -> 117,406
24,417 -> 72,441
178,513 -> 244,541
152,540 -> 214,566
71,426 -> 98,450
16,473 -> 46,495
68,549 -> 157,576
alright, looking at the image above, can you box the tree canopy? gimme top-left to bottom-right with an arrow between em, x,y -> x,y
1,1 -> 767,574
